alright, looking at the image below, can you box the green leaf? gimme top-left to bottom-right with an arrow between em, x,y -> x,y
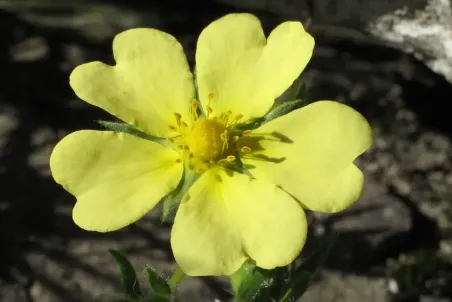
231,261 -> 276,302
161,164 -> 201,221
109,249 -> 143,300
281,233 -> 338,301
144,266 -> 171,299
97,121 -> 168,146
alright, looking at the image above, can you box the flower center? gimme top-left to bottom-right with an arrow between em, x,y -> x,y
166,95 -> 252,173
184,118 -> 227,162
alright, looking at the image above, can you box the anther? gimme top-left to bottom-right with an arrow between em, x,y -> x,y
178,145 -> 185,149
208,93 -> 214,101
174,112 -> 182,126
242,130 -> 252,136
189,153 -> 194,159
176,159 -> 182,163
241,146 -> 252,153
169,125 -> 177,131
166,137 -> 175,143
190,99 -> 199,120
196,167 -> 204,173
207,106 -> 213,114
226,155 -> 236,162
234,114 -> 244,122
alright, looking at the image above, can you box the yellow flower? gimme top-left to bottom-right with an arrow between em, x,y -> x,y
50,13 -> 372,276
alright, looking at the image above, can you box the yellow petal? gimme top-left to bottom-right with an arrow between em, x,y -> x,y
240,101 -> 373,212
50,130 -> 183,231
196,13 -> 314,121
171,167 -> 306,276
70,29 -> 195,138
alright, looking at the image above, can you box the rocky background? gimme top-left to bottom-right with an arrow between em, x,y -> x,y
0,0 -> 451,301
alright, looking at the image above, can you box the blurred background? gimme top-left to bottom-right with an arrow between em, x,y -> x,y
0,0 -> 451,301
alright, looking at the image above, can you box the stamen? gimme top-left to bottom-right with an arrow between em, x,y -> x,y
174,112 -> 182,126
207,93 -> 214,118
166,137 -> 175,143
169,125 -> 177,131
189,153 -> 194,159
176,158 -> 182,163
178,145 -> 185,150
233,114 -> 244,123
226,155 -> 236,162
242,130 -> 252,136
241,146 -> 252,153
190,99 -> 199,120
220,130 -> 229,152
196,167 -> 204,173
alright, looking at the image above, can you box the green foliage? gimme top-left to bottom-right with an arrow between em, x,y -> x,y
109,249 -> 143,301
110,250 -> 176,302
231,233 -> 338,302
144,266 -> 172,301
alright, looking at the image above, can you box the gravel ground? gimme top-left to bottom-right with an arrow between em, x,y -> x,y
0,1 -> 451,302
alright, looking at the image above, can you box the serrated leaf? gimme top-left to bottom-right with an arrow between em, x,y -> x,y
144,267 -> 171,299
281,233 -> 338,301
97,121 -> 167,146
161,164 -> 200,221
109,249 -> 143,300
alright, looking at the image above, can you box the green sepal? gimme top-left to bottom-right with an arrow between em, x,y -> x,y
280,233 -> 338,301
161,164 -> 201,222
97,120 -> 168,146
275,75 -> 305,104
109,249 -> 143,300
232,78 -> 309,132
144,266 -> 172,301
231,260 -> 280,302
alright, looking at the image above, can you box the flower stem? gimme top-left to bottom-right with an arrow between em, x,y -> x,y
169,266 -> 185,291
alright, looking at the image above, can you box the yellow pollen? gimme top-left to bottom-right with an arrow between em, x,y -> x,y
226,155 -> 236,161
241,146 -> 252,153
234,114 -> 243,122
184,118 -> 227,161
242,130 -> 252,136
190,99 -> 199,120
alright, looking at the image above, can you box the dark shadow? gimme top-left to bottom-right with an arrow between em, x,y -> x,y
0,0 -> 450,301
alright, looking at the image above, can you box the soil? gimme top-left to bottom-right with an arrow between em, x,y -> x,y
0,1 -> 451,302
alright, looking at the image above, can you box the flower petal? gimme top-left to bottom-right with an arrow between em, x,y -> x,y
196,13 -> 314,121
239,101 -> 373,212
70,29 -> 195,137
50,130 -> 183,231
171,167 -> 306,276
